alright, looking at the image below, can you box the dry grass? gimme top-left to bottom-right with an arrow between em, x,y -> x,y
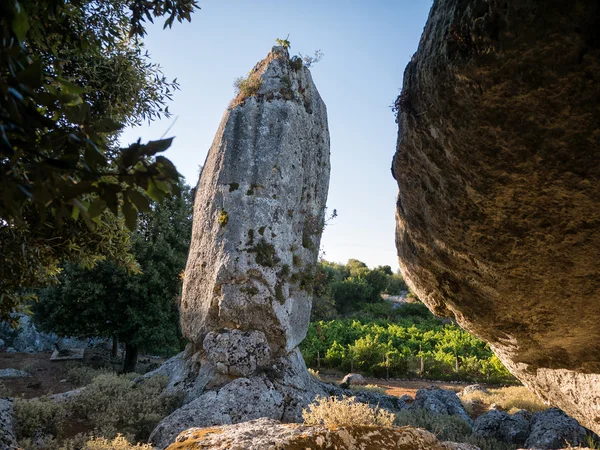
349,384 -> 387,395
83,434 -> 153,450
308,368 -> 321,381
302,396 -> 395,427
461,386 -> 547,414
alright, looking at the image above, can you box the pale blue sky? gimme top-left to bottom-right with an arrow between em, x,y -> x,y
120,1 -> 432,271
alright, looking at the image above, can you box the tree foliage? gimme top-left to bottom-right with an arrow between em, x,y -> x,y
0,0 -> 198,321
311,259 -> 409,320
34,184 -> 194,372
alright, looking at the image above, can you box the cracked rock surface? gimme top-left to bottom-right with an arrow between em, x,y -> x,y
150,46 -> 331,448
392,0 -> 600,434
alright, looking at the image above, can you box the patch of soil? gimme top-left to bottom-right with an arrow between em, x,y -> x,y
0,349 -> 165,399
319,372 -> 472,398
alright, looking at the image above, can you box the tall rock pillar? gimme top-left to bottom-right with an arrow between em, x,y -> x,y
150,46 -> 331,447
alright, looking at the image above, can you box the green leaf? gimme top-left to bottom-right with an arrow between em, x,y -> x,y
141,138 -> 173,156
146,178 -> 166,202
127,189 -> 151,212
87,199 -> 106,218
122,197 -> 137,230
11,1 -> 30,42
17,59 -> 43,88
155,156 -> 180,180
95,118 -> 123,133
57,77 -> 86,96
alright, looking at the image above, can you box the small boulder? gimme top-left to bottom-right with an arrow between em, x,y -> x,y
341,373 -> 367,386
0,368 -> 30,378
410,388 -> 473,426
524,408 -> 587,449
473,409 -> 530,446
461,384 -> 488,396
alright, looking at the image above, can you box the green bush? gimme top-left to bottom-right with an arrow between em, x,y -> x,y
301,318 -> 516,383
67,365 -> 115,386
13,397 -> 67,439
71,373 -> 182,441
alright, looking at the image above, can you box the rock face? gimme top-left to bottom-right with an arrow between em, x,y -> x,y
410,388 -> 473,426
150,46 -> 331,448
473,409 -> 530,446
524,408 -> 587,449
165,418 -> 476,450
0,398 -> 16,450
392,0 -> 600,433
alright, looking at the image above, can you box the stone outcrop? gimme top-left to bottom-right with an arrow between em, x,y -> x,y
392,0 -> 600,433
524,408 -> 587,449
410,388 -> 472,426
150,46 -> 331,448
341,373 -> 367,386
473,409 -> 530,446
0,398 -> 16,449
164,418 -> 478,450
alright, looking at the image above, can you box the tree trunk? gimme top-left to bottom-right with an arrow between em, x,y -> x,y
111,337 -> 118,359
123,343 -> 139,373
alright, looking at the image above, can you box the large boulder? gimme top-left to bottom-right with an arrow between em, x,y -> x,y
150,45 -> 331,447
392,0 -> 600,433
410,388 -> 472,426
524,408 -> 587,449
164,418 -> 478,450
473,409 -> 530,446
342,373 -> 367,386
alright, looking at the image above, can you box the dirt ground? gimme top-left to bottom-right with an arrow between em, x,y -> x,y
318,372 -> 471,398
0,349 -> 164,398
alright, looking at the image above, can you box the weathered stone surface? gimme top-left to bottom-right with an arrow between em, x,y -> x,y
0,398 -> 16,450
0,368 -> 30,378
461,384 -> 488,396
410,388 -> 472,426
342,373 -> 367,386
151,46 -> 331,448
180,45 -> 330,358
392,0 -> 600,433
524,408 -> 587,449
165,418 -> 471,450
473,409 -> 530,446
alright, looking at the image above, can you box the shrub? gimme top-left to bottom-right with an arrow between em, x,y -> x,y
349,384 -> 386,395
71,374 -> 182,441
83,434 -> 153,450
395,409 -> 514,450
68,365 -> 115,386
460,386 -> 547,414
302,396 -> 394,427
307,368 -> 321,381
0,381 -> 11,397
233,74 -> 262,101
13,397 -> 67,439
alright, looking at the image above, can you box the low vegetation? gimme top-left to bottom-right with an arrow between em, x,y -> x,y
349,384 -> 387,395
302,396 -> 395,427
12,371 -> 182,449
301,259 -> 515,383
461,386 -> 547,414
395,409 -> 514,450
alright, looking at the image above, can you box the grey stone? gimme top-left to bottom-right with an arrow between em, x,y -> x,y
524,408 -> 587,449
0,398 -> 16,450
164,417 -> 458,450
461,384 -> 488,396
353,390 -> 411,413
151,45 -> 331,448
410,388 -> 472,426
391,0 -> 600,435
341,373 -> 367,386
473,409 -> 530,446
0,368 -> 30,378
